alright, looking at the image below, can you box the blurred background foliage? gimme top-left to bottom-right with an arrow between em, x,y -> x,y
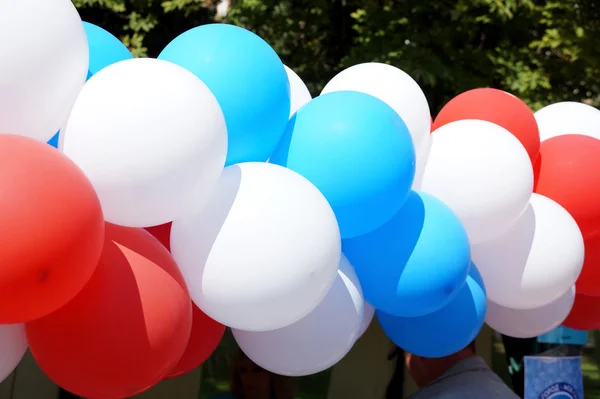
73,0 -> 600,112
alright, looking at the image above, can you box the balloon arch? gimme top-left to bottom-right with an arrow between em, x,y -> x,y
1,1 -> 600,398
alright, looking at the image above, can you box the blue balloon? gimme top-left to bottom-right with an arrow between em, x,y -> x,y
270,91 -> 415,238
47,132 -> 60,148
377,264 -> 487,358
158,24 -> 290,165
83,22 -> 133,79
343,190 -> 470,316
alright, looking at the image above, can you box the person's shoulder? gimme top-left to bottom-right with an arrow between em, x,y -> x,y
472,373 -> 521,398
449,358 -> 520,398
409,357 -> 520,399
411,376 -> 520,399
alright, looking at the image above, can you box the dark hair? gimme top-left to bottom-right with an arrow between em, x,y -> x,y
467,340 -> 477,353
386,346 -> 405,399
231,349 -> 294,399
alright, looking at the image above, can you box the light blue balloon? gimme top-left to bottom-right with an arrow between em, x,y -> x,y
49,25 -> 130,150
270,91 -> 415,238
343,190 -> 470,316
47,132 -> 59,148
83,22 -> 133,79
158,24 -> 290,165
377,264 -> 487,358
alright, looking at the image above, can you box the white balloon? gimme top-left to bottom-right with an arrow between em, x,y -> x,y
0,324 -> 27,383
535,102 -> 600,141
321,62 -> 431,156
358,302 -> 375,338
171,162 -> 341,331
62,58 -> 227,227
284,65 -> 312,118
486,286 -> 575,338
233,255 -> 363,376
0,0 -> 88,142
472,194 -> 584,309
421,120 -> 533,244
411,133 -> 431,190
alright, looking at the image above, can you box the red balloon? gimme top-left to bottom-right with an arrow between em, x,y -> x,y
534,134 -> 600,241
145,222 -> 224,378
26,224 -> 192,399
432,88 -> 540,164
0,135 -> 104,323
562,293 -> 600,331
145,222 -> 172,251
167,304 -> 225,378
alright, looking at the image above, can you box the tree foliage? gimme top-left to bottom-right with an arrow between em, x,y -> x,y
73,0 -> 600,112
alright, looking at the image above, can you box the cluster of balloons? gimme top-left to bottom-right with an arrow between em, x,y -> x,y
1,0 -> 599,398
433,91 -> 600,337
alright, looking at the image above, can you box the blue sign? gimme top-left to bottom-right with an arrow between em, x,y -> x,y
537,326 -> 588,346
524,356 -> 583,399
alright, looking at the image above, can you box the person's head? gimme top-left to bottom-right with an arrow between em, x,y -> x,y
404,341 -> 476,388
231,349 -> 293,399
